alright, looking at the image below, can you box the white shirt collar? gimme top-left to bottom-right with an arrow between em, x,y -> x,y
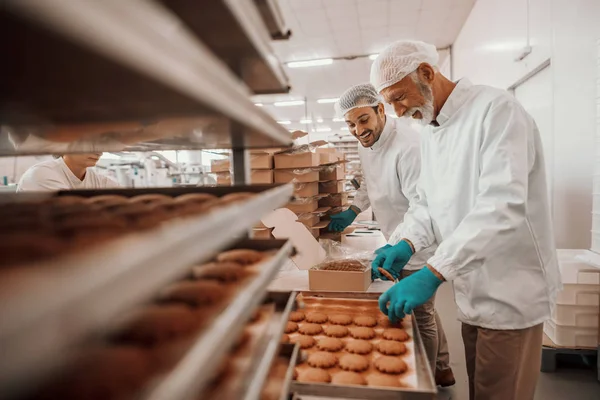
436,78 -> 473,126
370,117 -> 394,151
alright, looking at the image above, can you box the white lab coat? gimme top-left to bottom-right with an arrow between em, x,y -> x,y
17,157 -> 120,192
389,79 -> 561,329
353,118 -> 435,270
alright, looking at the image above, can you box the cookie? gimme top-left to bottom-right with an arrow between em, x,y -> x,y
219,192 -> 255,203
299,323 -> 323,336
382,328 -> 409,342
281,334 -> 290,344
374,356 -> 408,374
192,261 -> 247,283
376,340 -> 407,356
353,315 -> 377,327
332,371 -> 367,386
345,340 -> 373,355
307,351 -> 338,368
367,374 -> 403,388
175,193 -> 217,204
328,314 -> 353,325
216,249 -> 264,265
305,312 -> 328,324
339,354 -> 370,372
324,325 -> 349,338
297,367 -> 331,383
291,335 -> 316,349
289,311 -> 305,322
129,194 -> 172,205
317,337 -> 344,352
350,327 -> 375,340
377,318 -> 402,329
159,280 -> 224,306
285,321 -> 299,334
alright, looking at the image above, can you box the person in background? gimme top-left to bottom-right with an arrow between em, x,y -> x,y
370,40 -> 561,400
329,83 -> 455,387
17,153 -> 119,191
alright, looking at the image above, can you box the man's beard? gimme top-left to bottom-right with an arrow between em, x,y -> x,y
407,75 -> 435,125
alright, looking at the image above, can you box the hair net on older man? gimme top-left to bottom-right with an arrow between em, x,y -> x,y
334,83 -> 382,117
370,40 -> 439,93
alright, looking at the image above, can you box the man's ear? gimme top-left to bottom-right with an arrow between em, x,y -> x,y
377,103 -> 385,118
417,63 -> 435,84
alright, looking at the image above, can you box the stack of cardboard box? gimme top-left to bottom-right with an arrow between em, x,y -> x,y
210,151 -> 275,185
318,161 -> 350,241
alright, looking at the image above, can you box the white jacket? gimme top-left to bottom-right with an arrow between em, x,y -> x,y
354,118 -> 435,270
389,79 -> 561,329
17,158 -> 119,192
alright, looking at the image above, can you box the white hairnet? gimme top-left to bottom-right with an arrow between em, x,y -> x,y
370,40 -> 439,93
334,83 -> 381,117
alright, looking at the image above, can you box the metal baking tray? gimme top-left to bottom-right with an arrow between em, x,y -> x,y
0,184 -> 293,398
289,291 -> 437,400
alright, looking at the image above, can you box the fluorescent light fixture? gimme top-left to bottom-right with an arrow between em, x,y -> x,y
316,127 -> 332,132
317,118 -> 323,123
254,103 -> 263,107
277,120 -> 291,125
369,54 -> 379,60
287,58 -> 333,68
340,127 -> 349,131
333,117 -> 345,122
317,98 -> 339,104
300,119 -> 312,124
273,100 -> 305,107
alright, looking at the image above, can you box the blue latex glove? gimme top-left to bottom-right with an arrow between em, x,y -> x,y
371,240 -> 414,281
328,208 -> 358,232
378,267 -> 443,323
371,244 -> 392,280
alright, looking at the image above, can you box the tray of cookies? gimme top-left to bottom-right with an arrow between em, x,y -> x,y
0,185 -> 293,396
287,292 -> 436,400
260,344 -> 301,400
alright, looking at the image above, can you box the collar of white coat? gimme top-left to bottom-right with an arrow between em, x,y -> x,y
435,78 -> 473,127
369,116 -> 394,151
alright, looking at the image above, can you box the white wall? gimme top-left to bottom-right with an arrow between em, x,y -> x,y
452,0 -> 600,249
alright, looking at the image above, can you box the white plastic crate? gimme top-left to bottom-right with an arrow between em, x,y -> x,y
555,249 -> 600,306
544,319 -> 598,348
551,303 -> 599,328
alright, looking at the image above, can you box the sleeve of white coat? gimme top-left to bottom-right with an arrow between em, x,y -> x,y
352,173 -> 370,211
388,143 -> 436,250
427,99 -> 534,281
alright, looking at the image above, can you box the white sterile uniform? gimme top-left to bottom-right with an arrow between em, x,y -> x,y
353,117 -> 434,270
389,79 -> 561,329
17,157 -> 119,192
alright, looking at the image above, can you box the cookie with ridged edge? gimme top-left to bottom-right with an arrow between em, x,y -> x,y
307,351 -> 338,369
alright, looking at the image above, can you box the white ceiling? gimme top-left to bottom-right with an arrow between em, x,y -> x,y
254,0 -> 476,138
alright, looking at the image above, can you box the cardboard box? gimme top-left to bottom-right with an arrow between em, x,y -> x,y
320,164 -> 345,181
251,227 -> 273,239
210,158 -> 230,173
249,151 -> 274,169
316,148 -> 344,165
319,180 -> 345,194
215,170 -> 273,185
294,182 -> 319,197
297,207 -> 331,227
215,171 -> 231,185
274,169 -> 320,183
274,151 -> 321,169
286,198 -> 319,213
309,268 -> 371,291
320,231 -> 342,242
319,193 -> 349,208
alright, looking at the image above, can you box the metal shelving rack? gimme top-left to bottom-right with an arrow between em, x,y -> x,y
0,1 -> 299,398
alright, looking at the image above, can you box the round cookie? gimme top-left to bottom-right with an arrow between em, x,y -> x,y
332,371 -> 367,386
324,325 -> 349,338
378,318 -> 402,329
159,280 -> 224,307
289,311 -> 305,322
382,328 -> 409,342
297,368 -> 331,383
299,323 -> 323,336
285,321 -> 299,334
216,249 -> 264,265
339,354 -> 370,372
353,315 -> 377,327
291,335 -> 316,349
129,194 -> 172,205
328,314 -> 353,326
307,351 -> 338,369
374,356 -> 408,374
367,374 -> 403,388
305,312 -> 328,324
192,261 -> 246,283
350,327 -> 376,340
345,340 -> 373,355
317,337 -> 345,352
376,340 -> 407,356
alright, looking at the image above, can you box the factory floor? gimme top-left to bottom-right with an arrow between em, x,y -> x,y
434,283 -> 599,400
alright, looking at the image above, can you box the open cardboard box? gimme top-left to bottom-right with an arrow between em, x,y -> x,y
294,182 -> 319,197
274,139 -> 343,169
297,207 -> 330,227
274,169 -> 320,183
319,193 -> 349,208
286,197 -> 319,213
319,163 -> 345,181
319,180 -> 345,194
308,266 -> 371,291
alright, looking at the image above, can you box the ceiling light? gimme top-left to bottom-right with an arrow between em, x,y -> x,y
300,119 -> 312,124
317,98 -> 339,104
273,100 -> 305,107
340,127 -> 349,131
287,58 -> 333,68
333,117 -> 345,122
277,120 -> 291,125
317,118 -> 323,123
254,103 -> 263,107
316,127 -> 332,132
369,54 -> 379,60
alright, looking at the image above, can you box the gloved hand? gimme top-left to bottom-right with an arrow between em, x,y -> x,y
328,208 -> 358,232
371,240 -> 414,281
378,267 -> 443,323
371,244 -> 391,280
